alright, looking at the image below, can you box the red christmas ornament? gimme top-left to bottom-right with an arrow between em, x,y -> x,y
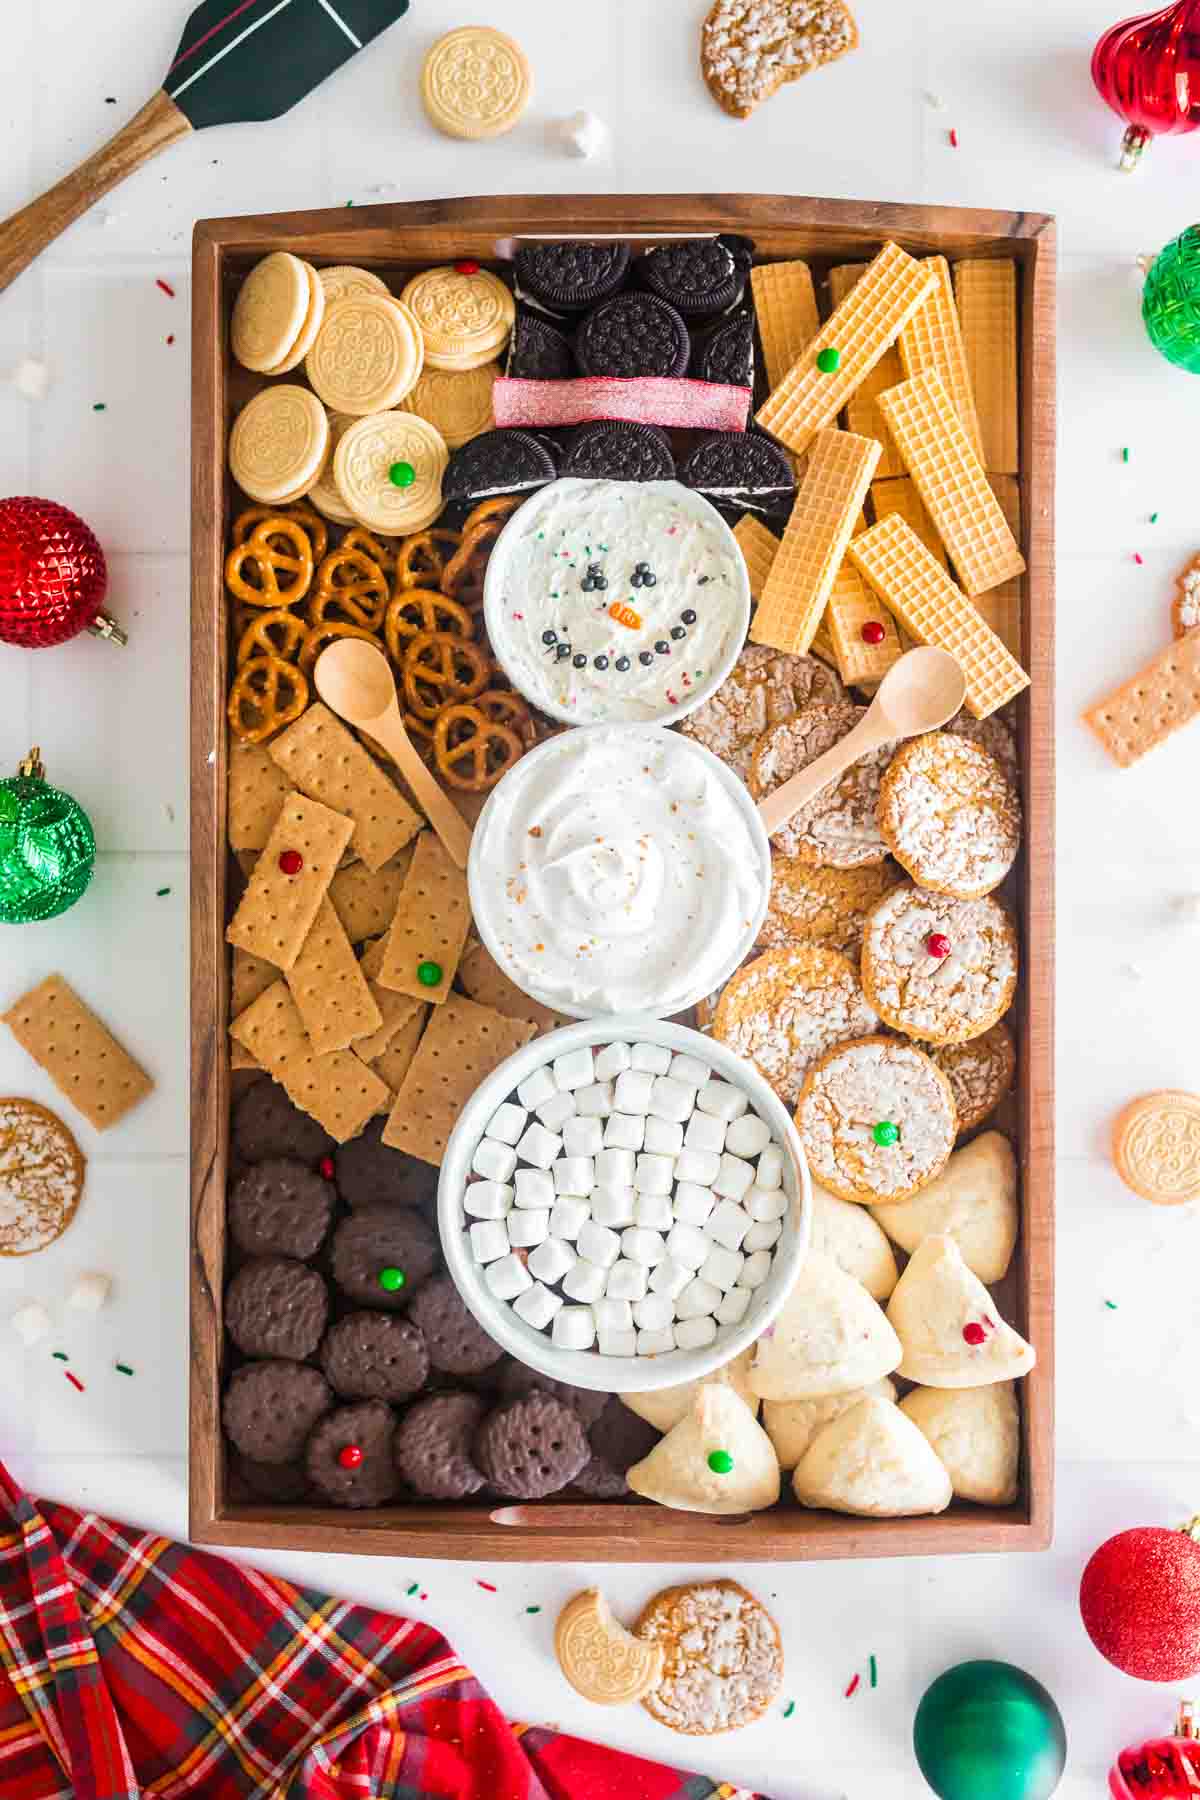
1110,1699 -> 1200,1797
1092,1 -> 1200,170
1082,1523 -> 1200,1680
0,498 -> 125,649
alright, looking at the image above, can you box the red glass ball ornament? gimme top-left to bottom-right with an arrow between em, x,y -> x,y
1082,1524 -> 1200,1680
861,619 -> 886,645
1092,1 -> 1200,169
337,1445 -> 364,1470
927,932 -> 952,959
0,498 -> 125,649
1110,1702 -> 1200,1798
278,849 -> 303,875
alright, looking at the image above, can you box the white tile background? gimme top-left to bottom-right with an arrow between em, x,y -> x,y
2,1 -> 1199,1794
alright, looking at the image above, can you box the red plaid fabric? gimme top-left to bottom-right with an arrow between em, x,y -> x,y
0,1459 -> 772,1800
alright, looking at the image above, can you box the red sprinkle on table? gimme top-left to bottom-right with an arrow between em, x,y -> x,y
65,1371 -> 85,1392
962,1321 -> 988,1346
338,1446 -> 363,1470
926,933 -> 951,959
844,1673 -> 860,1697
861,620 -> 886,645
475,1580 -> 497,1592
319,1155 -> 335,1181
949,128 -> 959,147
156,278 -> 176,297
278,849 -> 303,875
455,260 -> 480,275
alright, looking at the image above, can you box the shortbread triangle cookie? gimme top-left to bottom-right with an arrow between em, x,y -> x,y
870,1132 -> 1017,1284
792,1394 -> 953,1516
746,1251 -> 901,1401
764,1378 -> 897,1470
886,1234 -> 1035,1388
626,1383 -> 780,1515
811,1183 -> 898,1300
620,1346 -> 757,1434
900,1381 -> 1020,1506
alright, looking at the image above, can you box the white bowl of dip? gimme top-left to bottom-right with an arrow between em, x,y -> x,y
467,723 -> 770,1020
482,476 -> 751,726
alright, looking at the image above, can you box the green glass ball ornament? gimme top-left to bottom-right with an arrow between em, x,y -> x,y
1143,226 -> 1200,373
913,1661 -> 1066,1800
0,748 -> 95,924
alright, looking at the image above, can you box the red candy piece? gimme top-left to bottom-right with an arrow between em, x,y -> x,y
319,1155 -> 335,1181
278,849 -> 303,876
455,259 -> 480,274
926,932 -> 951,959
861,619 -> 886,645
338,1445 -> 364,1470
962,1321 -> 988,1346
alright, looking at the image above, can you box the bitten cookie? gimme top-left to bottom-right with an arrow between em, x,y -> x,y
330,1207 -> 438,1309
474,1392 -> 590,1498
635,1579 -> 784,1734
225,1257 -> 329,1362
556,1589 -> 666,1704
795,1036 -> 957,1204
227,1157 -> 336,1261
878,732 -> 1021,899
319,1312 -> 429,1402
750,702 -> 895,866
394,1391 -> 487,1499
713,942 -> 878,1109
305,1400 -> 399,1508
861,884 -> 1018,1046
222,1360 -> 331,1464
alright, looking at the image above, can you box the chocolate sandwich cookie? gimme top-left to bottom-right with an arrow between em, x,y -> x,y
222,1360 -> 332,1464
514,240 -> 631,314
561,420 -> 676,483
330,1206 -> 438,1310
680,430 -> 797,510
320,1311 -> 430,1402
335,1119 -> 437,1213
407,1274 -> 504,1377
233,1454 -> 312,1504
574,293 -> 690,379
442,428 -> 559,505
225,1257 -> 329,1362
475,1390 -> 591,1498
508,310 -> 575,380
693,311 -> 755,388
394,1391 -> 487,1499
639,237 -> 748,319
305,1400 -> 400,1508
227,1157 -> 335,1261
498,1360 -> 608,1428
573,1399 -> 663,1497
233,1080 -> 335,1167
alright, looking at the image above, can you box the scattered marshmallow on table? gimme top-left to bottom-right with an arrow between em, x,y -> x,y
549,1196 -> 589,1239
11,1301 -> 52,1346
487,1102 -> 527,1146
70,1271 -> 113,1312
473,1137 -> 517,1183
465,1180 -> 512,1219
562,1114 -> 603,1157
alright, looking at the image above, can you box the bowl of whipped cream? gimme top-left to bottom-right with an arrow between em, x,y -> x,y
467,723 -> 770,1020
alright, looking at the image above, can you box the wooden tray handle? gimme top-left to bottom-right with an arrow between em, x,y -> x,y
0,91 -> 192,297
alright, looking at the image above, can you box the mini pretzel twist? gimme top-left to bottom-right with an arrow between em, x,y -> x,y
236,607 -> 308,666
298,620 -> 382,674
383,588 -> 475,664
225,518 -> 314,608
307,547 -> 390,632
462,494 -> 521,537
440,518 -> 503,609
473,687 -> 536,748
401,628 -> 491,720
227,654 -> 309,743
341,525 -> 397,574
396,527 -> 463,591
434,704 -> 525,790
234,502 -> 328,566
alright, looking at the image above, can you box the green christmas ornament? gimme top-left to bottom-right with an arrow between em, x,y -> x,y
0,748 -> 95,924
1143,226 -> 1200,372
913,1660 -> 1066,1800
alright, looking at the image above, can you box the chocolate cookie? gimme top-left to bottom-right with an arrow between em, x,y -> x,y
508,311 -> 575,380
225,1257 -> 329,1362
474,1391 -> 590,1498
395,1391 -> 487,1499
514,241 -> 631,313
335,1120 -> 437,1213
639,237 -> 747,318
680,430 -> 797,513
330,1206 -> 438,1309
590,1396 -> 662,1470
574,294 -> 690,379
443,428 -> 559,505
320,1311 -> 430,1402
233,1454 -> 312,1503
572,1454 -> 630,1499
233,1079 -> 335,1166
305,1400 -> 399,1508
693,312 -> 755,388
498,1360 -> 608,1427
222,1360 -> 332,1464
407,1274 -> 504,1377
227,1157 -> 335,1262
561,420 -> 675,483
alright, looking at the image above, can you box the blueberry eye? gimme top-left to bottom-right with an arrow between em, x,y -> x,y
655,640 -> 669,655
555,642 -> 571,660
638,650 -> 654,666
594,655 -> 609,670
615,656 -> 630,672
542,629 -> 557,644
670,625 -> 685,640
572,653 -> 587,668
642,572 -> 656,587
681,609 -> 697,625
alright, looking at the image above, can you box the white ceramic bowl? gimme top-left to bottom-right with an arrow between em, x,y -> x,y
438,1014 -> 810,1394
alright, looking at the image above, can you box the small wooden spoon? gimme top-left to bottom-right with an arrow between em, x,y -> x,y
756,647 -> 967,839
313,639 -> 473,871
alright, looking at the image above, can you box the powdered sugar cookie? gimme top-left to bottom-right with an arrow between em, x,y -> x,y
228,386 -> 329,506
635,1579 -> 783,1734
931,1022 -> 1015,1135
678,644 -> 846,783
750,702 -> 896,866
400,267 -> 515,370
306,295 -> 424,415
231,251 -> 312,373
318,266 -> 391,305
796,1035 -> 957,1204
879,731 -> 1021,900
333,413 -> 449,536
946,709 -> 1019,781
861,884 -> 1018,1046
758,855 -> 903,955
0,1097 -> 85,1256
398,361 -> 499,449
702,0 -> 859,121
713,943 -> 878,1108
1174,553 -> 1200,639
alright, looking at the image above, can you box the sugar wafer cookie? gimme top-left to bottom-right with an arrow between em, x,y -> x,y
398,362 -> 499,449
827,263 -> 904,477
898,256 -> 982,462
733,513 -> 780,599
1112,1090 -> 1200,1204
1082,627 -> 1200,767
231,252 -> 312,373
870,475 -> 947,569
750,428 -> 880,655
555,1589 -> 665,1706
975,475 -> 1023,659
954,259 -> 1019,475
421,27 -> 532,140
318,266 -> 390,305
333,412 -> 448,536
825,559 -> 903,687
400,267 -> 515,371
263,261 -> 325,376
228,387 -> 329,507
750,260 -> 819,392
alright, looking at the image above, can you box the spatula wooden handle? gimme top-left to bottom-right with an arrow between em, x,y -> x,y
0,91 -> 191,297
756,714 -> 890,839
368,713 -> 474,871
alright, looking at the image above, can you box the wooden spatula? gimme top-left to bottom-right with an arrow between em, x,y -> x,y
0,0 -> 411,297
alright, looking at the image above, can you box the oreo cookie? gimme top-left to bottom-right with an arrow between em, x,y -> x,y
574,294 -> 690,379
407,1274 -> 504,1377
331,1207 -> 437,1310
225,1257 -> 329,1362
395,1391 -> 487,1499
693,311 -> 755,388
514,241 -> 631,313
680,430 -> 797,510
233,1081 -> 335,1166
227,1157 -> 335,1261
305,1400 -> 400,1508
497,1360 -> 608,1427
334,1119 -> 436,1213
222,1360 -> 332,1464
639,237 -> 747,319
508,310 -> 575,380
443,428 -> 559,505
474,1391 -> 590,1498
561,421 -> 675,483
320,1311 -> 430,1402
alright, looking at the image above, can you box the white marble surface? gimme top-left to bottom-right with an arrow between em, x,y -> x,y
2,2 -> 1199,1794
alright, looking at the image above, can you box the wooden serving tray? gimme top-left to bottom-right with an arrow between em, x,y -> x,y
190,194 -> 1055,1561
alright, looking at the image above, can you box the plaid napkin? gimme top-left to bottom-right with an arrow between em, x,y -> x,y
0,1458 -> 772,1799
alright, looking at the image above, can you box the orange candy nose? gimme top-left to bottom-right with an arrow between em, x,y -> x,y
608,601 -> 642,630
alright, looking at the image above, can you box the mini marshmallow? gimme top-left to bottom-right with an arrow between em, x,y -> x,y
745,1184 -> 788,1222
603,1112 -> 645,1152
472,1136 -> 517,1183
621,1226 -> 667,1266
10,357 -> 50,402
553,1046 -> 595,1091
469,1219 -> 510,1262
554,1156 -> 594,1196
485,1252 -> 533,1300
635,1152 -> 675,1194
563,1260 -> 607,1303
649,1075 -> 696,1123
528,1236 -> 577,1283
633,1292 -> 675,1333
676,1275 -> 722,1319
594,1040 -> 631,1080
575,1081 -> 615,1117
593,1296 -> 633,1334
716,1285 -> 754,1325
670,1051 -> 711,1088
665,1221 -> 709,1268
634,1190 -> 673,1232
557,107 -> 607,158
684,1112 -> 726,1156
599,1327 -> 637,1356
643,1115 -> 683,1156
578,1219 -> 622,1268
613,1068 -> 654,1114
562,1114 -> 603,1157
590,1186 -> 636,1228
536,1091 -> 576,1133
674,1315 -> 717,1350
517,1066 -> 556,1111
637,1327 -> 676,1356
605,1258 -> 648,1301
696,1078 -> 748,1122
744,1218 -> 783,1251
516,1122 -> 562,1169
674,1147 -> 721,1186
513,1282 -> 563,1330
486,1102 -> 527,1146
725,1112 -> 773,1158
515,1167 -> 555,1209
713,1152 -> 755,1200
699,1244 -> 744,1291
595,1145 -> 637,1186
507,1208 -> 550,1248
631,1041 -> 672,1073
673,1181 -> 715,1225
755,1143 -> 784,1189
464,1180 -> 513,1219
553,1306 -> 596,1350
741,1249 -> 773,1289
649,1255 -> 691,1299
549,1195 -> 591,1239
10,1301 -> 51,1346
709,1198 -> 753,1250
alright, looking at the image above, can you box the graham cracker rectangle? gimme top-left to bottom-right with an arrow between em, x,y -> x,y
876,369 -> 1025,597
1082,629 -> 1200,767
870,475 -> 948,569
268,702 -> 422,873
381,994 -> 536,1166
732,514 -> 780,601
228,743 -> 293,852
954,258 -> 1019,474
352,936 -> 425,1062
825,561 -> 904,687
378,830 -> 471,1005
898,255 -> 983,463
3,975 -> 153,1131
230,946 -> 276,1072
286,895 -> 382,1055
827,263 -> 904,478
226,792 -> 353,971
229,980 -> 388,1143
369,1006 -> 429,1111
750,260 -> 820,393
327,846 -> 413,945
848,513 -> 1029,719
756,242 -> 935,456
974,475 -> 1023,660
457,939 -> 573,1034
750,428 -> 881,656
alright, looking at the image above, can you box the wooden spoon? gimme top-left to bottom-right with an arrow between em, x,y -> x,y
313,639 -> 473,870
756,647 -> 967,839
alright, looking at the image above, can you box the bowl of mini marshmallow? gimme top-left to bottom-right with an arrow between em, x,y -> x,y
438,1015 -> 810,1393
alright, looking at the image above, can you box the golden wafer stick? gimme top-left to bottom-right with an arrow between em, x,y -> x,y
974,475 -> 1023,659
826,560 -> 903,686
870,475 -> 947,569
954,259 -> 1019,475
751,260 -> 819,393
732,513 -> 781,601
828,263 -> 904,477
898,256 -> 983,462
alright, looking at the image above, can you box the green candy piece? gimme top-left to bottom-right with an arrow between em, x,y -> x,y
816,346 -> 841,373
707,1449 -> 734,1475
377,1266 -> 406,1293
388,460 -> 415,487
416,960 -> 443,988
873,1120 -> 899,1147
